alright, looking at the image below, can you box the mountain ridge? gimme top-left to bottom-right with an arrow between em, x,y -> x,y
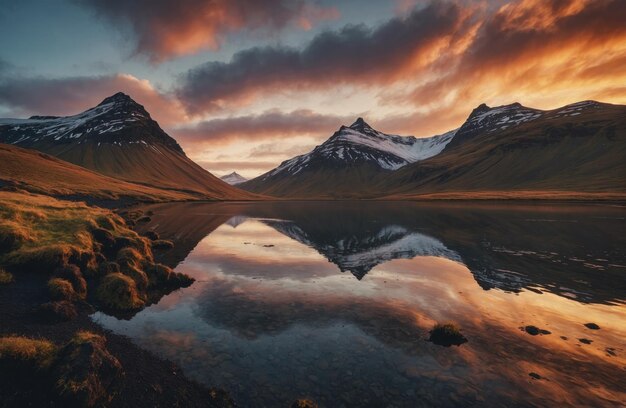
241,100 -> 625,199
242,117 -> 457,197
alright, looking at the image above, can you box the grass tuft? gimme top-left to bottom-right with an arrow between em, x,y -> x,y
0,268 -> 14,284
0,220 -> 32,251
48,278 -> 77,301
291,399 -> 319,408
53,331 -> 124,406
0,336 -> 57,369
53,265 -> 87,300
96,273 -> 145,310
151,239 -> 174,250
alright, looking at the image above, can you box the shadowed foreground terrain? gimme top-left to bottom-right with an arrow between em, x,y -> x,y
0,191 -> 233,407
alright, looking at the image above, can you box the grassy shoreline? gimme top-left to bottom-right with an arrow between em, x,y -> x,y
0,191 -> 231,407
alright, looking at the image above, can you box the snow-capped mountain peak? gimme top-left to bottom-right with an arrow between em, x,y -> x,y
446,102 -> 544,149
220,172 -> 248,185
258,118 -> 457,180
0,91 -> 182,153
349,117 -> 374,132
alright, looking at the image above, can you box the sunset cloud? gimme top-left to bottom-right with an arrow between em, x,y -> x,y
400,0 -> 626,108
78,0 -> 340,62
177,1 -> 471,113
175,109 -> 353,147
176,0 -> 626,119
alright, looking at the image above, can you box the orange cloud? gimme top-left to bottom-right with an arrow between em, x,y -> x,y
175,0 -> 626,136
80,0 -> 339,62
177,1 -> 472,113
398,0 -> 626,113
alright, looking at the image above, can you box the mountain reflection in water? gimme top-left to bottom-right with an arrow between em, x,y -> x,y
93,202 -> 626,407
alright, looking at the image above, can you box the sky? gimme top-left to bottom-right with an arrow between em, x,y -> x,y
1,0 -> 625,178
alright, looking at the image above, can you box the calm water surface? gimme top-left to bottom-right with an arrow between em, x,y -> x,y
92,202 -> 626,407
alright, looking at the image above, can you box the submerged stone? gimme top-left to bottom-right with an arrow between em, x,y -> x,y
522,325 -> 551,336
428,323 -> 468,347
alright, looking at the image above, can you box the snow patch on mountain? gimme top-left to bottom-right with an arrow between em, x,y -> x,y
260,118 -> 457,179
332,126 -> 456,165
466,103 -> 544,132
0,92 -> 160,147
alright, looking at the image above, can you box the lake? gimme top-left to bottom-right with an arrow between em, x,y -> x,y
92,202 -> 626,407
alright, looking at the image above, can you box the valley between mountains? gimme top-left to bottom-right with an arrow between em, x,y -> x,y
1,92 -> 624,202
0,92 -> 624,406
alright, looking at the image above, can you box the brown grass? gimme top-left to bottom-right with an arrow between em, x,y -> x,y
0,143 -> 201,202
151,239 -> 174,250
0,191 -> 194,311
0,268 -> 13,284
0,332 -> 123,406
96,273 -> 145,310
0,192 -> 138,272
0,336 -> 57,369
47,278 -> 77,301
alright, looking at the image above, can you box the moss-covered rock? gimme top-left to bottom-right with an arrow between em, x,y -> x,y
52,331 -> 123,407
98,261 -> 120,276
0,268 -> 14,284
0,220 -> 31,252
91,227 -> 115,246
291,398 -> 319,408
116,247 -> 144,269
53,264 -> 87,300
48,278 -> 77,301
38,301 -> 78,322
146,263 -> 194,287
143,230 -> 159,240
0,336 -> 57,369
96,273 -> 145,310
151,239 -> 174,250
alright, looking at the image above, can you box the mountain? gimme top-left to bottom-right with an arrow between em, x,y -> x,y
0,143 -> 202,203
0,92 -> 255,200
220,172 -> 248,185
240,118 -> 456,198
243,100 -> 626,200
382,100 -> 626,199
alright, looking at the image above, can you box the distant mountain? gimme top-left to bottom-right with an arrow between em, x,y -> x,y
383,100 -> 626,199
241,117 -> 456,197
220,172 -> 248,185
0,92 -> 254,200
